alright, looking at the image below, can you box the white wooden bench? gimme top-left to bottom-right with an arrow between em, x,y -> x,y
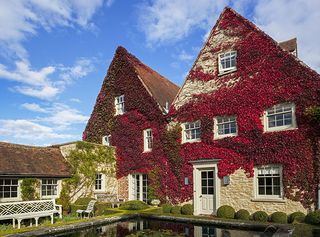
0,199 -> 62,229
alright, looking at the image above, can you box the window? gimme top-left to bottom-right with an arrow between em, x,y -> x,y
0,179 -> 18,199
214,116 -> 237,139
256,166 -> 282,199
102,135 -> 111,146
129,174 -> 148,202
143,129 -> 153,152
115,95 -> 125,115
182,121 -> 201,143
41,179 -> 58,197
218,51 -> 237,74
264,103 -> 296,132
95,174 -> 104,191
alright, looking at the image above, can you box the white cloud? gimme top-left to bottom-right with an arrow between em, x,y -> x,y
178,50 -> 194,61
70,98 -> 81,103
138,0 -> 228,45
0,119 -> 74,140
0,0 -> 107,59
252,0 -> 320,72
21,103 -> 48,113
0,58 -> 95,100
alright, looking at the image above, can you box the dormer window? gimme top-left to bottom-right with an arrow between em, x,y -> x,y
214,116 -> 237,139
102,135 -> 111,146
264,103 -> 296,132
218,51 -> 237,74
143,129 -> 153,152
182,121 -> 201,143
115,95 -> 125,115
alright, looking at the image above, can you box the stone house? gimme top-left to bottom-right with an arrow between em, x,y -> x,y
0,141 -> 117,203
0,142 -> 71,202
83,46 -> 180,202
83,7 -> 320,215
170,7 -> 320,215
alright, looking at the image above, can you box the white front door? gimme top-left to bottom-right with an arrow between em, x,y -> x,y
198,169 -> 216,215
128,174 -> 148,202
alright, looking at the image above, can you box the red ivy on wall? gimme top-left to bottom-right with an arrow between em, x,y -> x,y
168,8 -> 320,207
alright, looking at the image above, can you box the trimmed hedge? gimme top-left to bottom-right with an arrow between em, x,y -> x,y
235,209 -> 250,220
288,212 -> 306,223
270,212 -> 287,224
171,206 -> 182,214
181,204 -> 193,215
119,200 -> 149,210
305,210 -> 320,225
217,205 -> 235,219
95,202 -> 112,216
161,204 -> 172,213
252,211 -> 268,222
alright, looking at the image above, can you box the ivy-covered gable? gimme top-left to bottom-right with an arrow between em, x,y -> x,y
169,7 -> 320,207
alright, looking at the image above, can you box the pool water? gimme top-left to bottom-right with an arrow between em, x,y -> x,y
56,218 -> 272,237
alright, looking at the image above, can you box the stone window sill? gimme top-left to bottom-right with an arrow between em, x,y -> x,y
251,198 -> 286,203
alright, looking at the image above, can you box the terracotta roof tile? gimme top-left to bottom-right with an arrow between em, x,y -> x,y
0,142 -> 71,177
121,47 -> 180,110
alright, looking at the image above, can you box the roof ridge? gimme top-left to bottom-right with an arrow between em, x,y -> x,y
0,141 -> 55,149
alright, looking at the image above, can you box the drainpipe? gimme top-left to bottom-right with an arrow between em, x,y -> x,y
318,185 -> 320,210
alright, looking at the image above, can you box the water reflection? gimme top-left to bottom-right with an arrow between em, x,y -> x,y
57,219 -> 270,237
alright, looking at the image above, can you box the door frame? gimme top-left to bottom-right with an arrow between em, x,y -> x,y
191,159 -> 220,215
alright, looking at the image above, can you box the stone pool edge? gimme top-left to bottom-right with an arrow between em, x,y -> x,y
6,214 -> 138,237
6,213 -> 290,236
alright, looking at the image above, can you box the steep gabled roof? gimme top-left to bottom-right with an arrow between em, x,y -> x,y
0,142 -> 71,177
121,47 -> 180,110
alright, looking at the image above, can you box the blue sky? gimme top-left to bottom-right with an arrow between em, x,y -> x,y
0,0 -> 319,146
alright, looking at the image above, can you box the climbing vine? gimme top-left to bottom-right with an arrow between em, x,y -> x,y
21,178 -> 40,201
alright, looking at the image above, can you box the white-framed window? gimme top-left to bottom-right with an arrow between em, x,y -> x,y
95,173 -> 105,191
102,135 -> 111,146
214,116 -> 237,139
41,179 -> 58,197
218,51 -> 237,74
143,129 -> 153,152
115,95 -> 125,115
255,165 -> 283,199
0,178 -> 18,200
182,121 -> 201,143
264,103 -> 296,132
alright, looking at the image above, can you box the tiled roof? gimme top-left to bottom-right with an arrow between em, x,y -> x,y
0,142 -> 71,178
122,47 -> 180,110
279,38 -> 297,54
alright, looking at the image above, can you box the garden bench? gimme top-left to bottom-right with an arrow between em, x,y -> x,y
0,199 -> 62,229
76,200 -> 96,218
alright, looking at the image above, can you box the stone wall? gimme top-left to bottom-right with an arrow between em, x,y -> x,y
220,169 -> 307,214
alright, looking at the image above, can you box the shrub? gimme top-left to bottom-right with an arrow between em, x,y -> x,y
171,206 -> 182,214
305,210 -> 320,225
119,200 -> 149,210
74,197 -> 95,205
161,204 -> 172,213
235,209 -> 250,220
252,211 -> 268,222
288,212 -> 305,223
181,204 -> 193,215
217,205 -> 235,219
95,202 -> 112,216
270,212 -> 288,224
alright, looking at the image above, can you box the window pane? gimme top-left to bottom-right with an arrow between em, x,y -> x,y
202,188 -> 207,195
258,187 -> 265,195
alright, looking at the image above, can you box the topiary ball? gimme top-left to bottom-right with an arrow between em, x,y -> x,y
235,209 -> 250,220
288,212 -> 306,223
305,210 -> 320,225
270,212 -> 288,224
170,206 -> 182,214
252,211 -> 268,222
181,204 -> 193,215
161,203 -> 173,213
217,205 -> 235,219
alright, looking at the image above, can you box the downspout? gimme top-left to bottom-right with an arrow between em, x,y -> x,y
318,184 -> 320,210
